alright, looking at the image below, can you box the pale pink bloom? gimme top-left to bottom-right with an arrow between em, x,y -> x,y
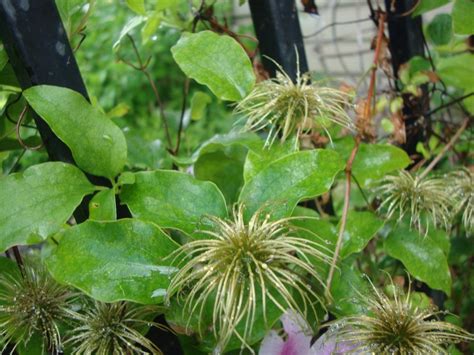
259,311 -> 359,355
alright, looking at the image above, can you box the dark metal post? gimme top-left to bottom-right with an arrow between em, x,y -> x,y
0,0 -> 105,221
248,0 -> 308,80
384,0 -> 429,156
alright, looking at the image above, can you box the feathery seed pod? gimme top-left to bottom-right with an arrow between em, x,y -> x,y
234,58 -> 354,147
0,258 -> 77,354
166,205 -> 332,353
330,279 -> 473,354
377,170 -> 453,234
449,168 -> 473,234
66,300 -> 164,355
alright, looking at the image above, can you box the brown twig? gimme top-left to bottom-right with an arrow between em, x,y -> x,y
118,35 -> 173,151
326,11 -> 386,296
418,117 -> 470,180
172,6 -> 203,156
364,12 -> 387,119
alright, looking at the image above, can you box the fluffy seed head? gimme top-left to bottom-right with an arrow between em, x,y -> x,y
332,280 -> 473,354
166,205 -> 331,352
377,170 -> 453,234
0,259 -> 77,354
234,59 -> 353,146
66,300 -> 163,355
449,168 -> 473,234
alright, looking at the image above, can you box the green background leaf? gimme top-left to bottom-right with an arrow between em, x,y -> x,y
171,31 -> 256,101
427,14 -> 453,46
384,226 -> 452,295
46,219 -> 179,304
174,132 -> 262,166
412,0 -> 450,17
452,0 -> 474,34
24,85 -> 127,179
120,170 -> 228,236
239,149 -> 344,219
0,162 -> 96,252
126,0 -> 146,15
437,53 -> 474,92
194,147 -> 246,205
190,91 -> 212,121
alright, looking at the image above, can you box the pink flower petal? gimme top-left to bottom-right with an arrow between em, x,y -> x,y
259,330 -> 285,355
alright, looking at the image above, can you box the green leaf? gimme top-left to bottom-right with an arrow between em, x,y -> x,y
156,0 -> 177,10
329,262 -> 369,317
113,16 -> 145,50
340,211 -> 384,259
194,148 -> 246,205
141,12 -> 161,44
427,14 -> 453,46
89,189 -> 116,221
190,91 -> 212,120
239,149 -> 344,219
452,0 -> 474,35
428,228 -> 450,256
0,162 -> 96,252
290,207 -> 337,272
173,132 -> 262,166
46,219 -> 179,304
126,0 -> 146,15
437,53 -> 474,91
384,225 -> 451,295
171,31 -> 256,101
332,138 -> 411,186
412,0 -> 450,17
243,137 -> 298,183
120,170 -> 228,236
23,86 -> 127,179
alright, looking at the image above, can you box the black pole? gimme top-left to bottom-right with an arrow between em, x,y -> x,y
384,0 -> 430,156
248,0 -> 308,81
0,0 -> 110,221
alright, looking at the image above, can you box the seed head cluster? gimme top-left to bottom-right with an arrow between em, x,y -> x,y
235,60 -> 353,146
377,170 -> 452,234
449,168 -> 473,234
332,281 -> 473,354
0,259 -> 77,354
167,205 -> 331,353
66,300 -> 163,355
